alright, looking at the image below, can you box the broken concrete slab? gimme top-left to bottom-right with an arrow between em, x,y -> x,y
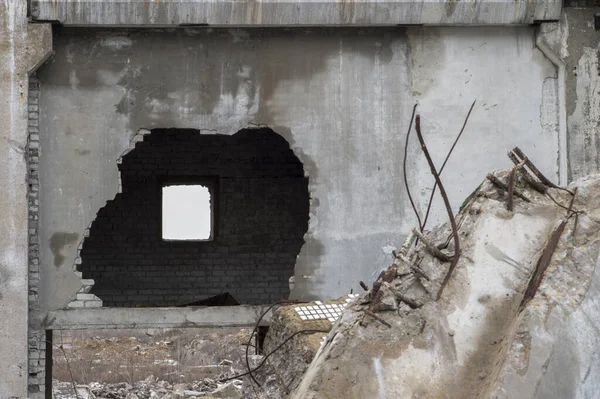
291,169 -> 600,398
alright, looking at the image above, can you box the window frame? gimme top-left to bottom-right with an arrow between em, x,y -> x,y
158,176 -> 218,242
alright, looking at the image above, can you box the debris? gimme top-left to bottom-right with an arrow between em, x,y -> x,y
211,382 -> 242,398
292,165 -> 600,399
412,228 -> 452,262
506,159 -> 527,211
486,173 -> 531,202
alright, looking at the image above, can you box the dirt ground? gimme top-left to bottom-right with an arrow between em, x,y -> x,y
52,327 -> 253,385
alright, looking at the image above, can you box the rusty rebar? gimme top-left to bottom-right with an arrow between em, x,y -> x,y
364,310 -> 392,328
403,104 -> 423,230
507,151 -> 546,193
512,146 -> 573,195
412,228 -> 452,262
486,173 -> 531,202
414,115 -> 461,301
507,159 -> 527,211
396,253 -> 430,281
519,189 -> 576,311
421,100 -> 476,231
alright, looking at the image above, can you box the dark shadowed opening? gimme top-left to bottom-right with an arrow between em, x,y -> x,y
78,128 -> 309,307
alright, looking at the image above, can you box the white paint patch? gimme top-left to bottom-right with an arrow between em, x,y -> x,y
373,357 -> 386,399
100,36 -> 133,51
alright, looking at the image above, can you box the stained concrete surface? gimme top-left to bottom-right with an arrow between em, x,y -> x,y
538,8 -> 600,182
35,306 -> 273,330
37,27 -> 559,311
31,0 -> 562,26
0,1 -> 52,395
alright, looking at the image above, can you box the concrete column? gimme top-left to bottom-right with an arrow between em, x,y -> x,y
538,8 -> 600,182
0,1 -> 51,395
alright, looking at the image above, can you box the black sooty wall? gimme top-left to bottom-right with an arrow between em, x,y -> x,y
79,128 -> 309,307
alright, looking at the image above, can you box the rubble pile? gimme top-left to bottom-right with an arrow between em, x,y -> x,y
291,153 -> 600,398
53,374 -> 243,399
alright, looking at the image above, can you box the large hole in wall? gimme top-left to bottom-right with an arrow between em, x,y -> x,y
78,128 -> 309,307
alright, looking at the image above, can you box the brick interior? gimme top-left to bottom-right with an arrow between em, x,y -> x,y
79,128 -> 309,307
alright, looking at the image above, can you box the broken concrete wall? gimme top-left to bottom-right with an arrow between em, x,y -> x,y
292,170 -> 600,399
37,27 -> 559,311
80,128 -> 308,306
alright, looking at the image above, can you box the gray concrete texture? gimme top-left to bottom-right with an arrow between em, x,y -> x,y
37,27 -> 559,311
538,8 -> 600,182
35,305 -> 273,330
0,0 -> 52,395
31,0 -> 562,26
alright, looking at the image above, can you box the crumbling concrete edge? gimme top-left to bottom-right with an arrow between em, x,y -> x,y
61,129 -> 157,309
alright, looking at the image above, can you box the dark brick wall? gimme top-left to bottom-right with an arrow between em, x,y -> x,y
79,128 -> 309,307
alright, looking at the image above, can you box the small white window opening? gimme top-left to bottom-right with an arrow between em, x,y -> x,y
162,184 -> 212,240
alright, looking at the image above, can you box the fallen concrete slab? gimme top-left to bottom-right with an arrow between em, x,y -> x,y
289,166 -> 600,398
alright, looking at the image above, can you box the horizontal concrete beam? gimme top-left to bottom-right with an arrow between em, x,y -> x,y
31,0 -> 562,26
36,306 -> 271,330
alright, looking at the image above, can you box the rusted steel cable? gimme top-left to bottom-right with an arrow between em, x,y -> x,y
414,115 -> 461,301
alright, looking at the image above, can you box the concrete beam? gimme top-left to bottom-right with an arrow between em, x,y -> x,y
31,0 -> 562,26
36,306 -> 272,330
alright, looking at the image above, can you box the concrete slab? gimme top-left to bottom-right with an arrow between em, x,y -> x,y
31,0 -> 562,26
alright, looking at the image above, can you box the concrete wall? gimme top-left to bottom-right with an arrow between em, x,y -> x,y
37,27 -> 559,311
80,127 -> 308,306
538,8 -> 600,182
0,0 -> 51,395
